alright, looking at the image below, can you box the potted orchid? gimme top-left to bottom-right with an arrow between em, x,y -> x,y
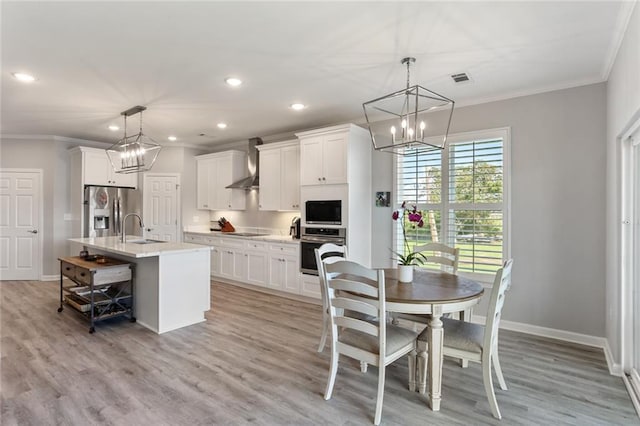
391,202 -> 427,282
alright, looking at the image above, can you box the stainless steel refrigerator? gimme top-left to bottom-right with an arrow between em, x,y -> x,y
83,186 -> 142,238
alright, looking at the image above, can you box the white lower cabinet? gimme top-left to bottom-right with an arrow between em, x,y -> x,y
184,233 -> 305,298
267,243 -> 300,293
210,246 -> 221,276
245,241 -> 268,287
301,274 -> 321,299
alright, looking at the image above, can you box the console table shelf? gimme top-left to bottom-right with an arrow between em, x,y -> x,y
58,255 -> 135,333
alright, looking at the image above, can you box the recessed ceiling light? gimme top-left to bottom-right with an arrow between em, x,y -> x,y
290,103 -> 306,111
12,72 -> 36,82
225,77 -> 242,87
217,123 -> 227,129
168,136 -> 177,141
108,125 -> 120,131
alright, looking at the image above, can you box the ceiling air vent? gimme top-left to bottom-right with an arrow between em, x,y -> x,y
451,72 -> 470,83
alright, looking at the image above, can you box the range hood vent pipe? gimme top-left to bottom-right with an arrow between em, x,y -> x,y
226,137 -> 263,190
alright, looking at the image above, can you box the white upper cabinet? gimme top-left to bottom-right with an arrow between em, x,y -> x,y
258,149 -> 281,211
196,158 -> 213,209
280,144 -> 300,209
72,146 -> 137,188
257,140 -> 300,211
195,150 -> 247,211
298,128 -> 348,185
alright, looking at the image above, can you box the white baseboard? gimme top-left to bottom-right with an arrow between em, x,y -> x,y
622,374 -> 640,418
41,275 -> 59,282
473,314 -> 622,376
604,339 -> 624,376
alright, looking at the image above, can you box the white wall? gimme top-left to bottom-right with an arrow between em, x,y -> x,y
0,136 -> 103,276
606,2 -> 640,365
371,83 -> 608,337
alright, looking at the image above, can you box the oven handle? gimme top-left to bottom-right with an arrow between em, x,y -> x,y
301,236 -> 346,244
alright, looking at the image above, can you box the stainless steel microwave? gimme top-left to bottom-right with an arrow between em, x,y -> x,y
305,200 -> 341,225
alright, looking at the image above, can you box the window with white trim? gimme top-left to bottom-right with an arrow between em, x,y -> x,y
395,128 -> 510,281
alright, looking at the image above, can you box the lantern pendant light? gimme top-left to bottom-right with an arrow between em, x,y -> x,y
106,105 -> 162,174
362,57 -> 455,155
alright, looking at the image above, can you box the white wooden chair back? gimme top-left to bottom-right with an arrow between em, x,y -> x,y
324,260 -> 385,362
483,259 -> 514,353
315,243 -> 348,312
413,242 -> 460,274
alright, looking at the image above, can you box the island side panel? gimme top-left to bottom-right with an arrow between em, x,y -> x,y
157,250 -> 210,334
133,256 -> 160,333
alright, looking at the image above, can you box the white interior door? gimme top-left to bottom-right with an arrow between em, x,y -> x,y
143,174 -> 180,242
0,170 -> 41,280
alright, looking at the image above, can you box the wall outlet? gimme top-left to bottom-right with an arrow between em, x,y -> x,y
193,216 -> 200,223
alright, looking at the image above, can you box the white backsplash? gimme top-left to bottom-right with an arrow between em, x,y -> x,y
205,189 -> 300,235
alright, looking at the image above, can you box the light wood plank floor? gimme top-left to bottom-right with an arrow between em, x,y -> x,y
1,279 -> 638,425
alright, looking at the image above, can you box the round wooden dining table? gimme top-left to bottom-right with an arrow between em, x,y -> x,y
380,267 -> 484,411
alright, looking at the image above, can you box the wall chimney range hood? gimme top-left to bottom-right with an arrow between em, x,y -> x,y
226,137 -> 263,190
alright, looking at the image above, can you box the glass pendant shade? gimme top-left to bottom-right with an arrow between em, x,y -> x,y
363,57 -> 454,155
106,106 -> 162,174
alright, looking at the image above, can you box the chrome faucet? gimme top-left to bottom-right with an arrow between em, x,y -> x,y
121,213 -> 144,243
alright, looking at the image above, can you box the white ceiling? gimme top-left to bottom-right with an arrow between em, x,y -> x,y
1,1 -> 632,148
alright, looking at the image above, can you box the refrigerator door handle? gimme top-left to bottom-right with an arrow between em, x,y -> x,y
113,197 -> 121,236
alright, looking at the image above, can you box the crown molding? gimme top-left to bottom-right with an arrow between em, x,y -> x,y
601,0 -> 637,81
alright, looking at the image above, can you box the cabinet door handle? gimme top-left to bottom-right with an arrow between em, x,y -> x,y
317,177 -> 321,181
27,229 -> 38,234
322,177 -> 326,181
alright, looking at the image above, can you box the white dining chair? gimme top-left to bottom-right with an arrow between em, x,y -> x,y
415,242 -> 460,274
395,242 -> 470,325
323,260 -> 418,425
315,243 -> 349,353
416,259 -> 514,419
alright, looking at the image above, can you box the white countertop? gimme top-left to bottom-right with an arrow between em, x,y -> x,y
184,230 -> 300,244
70,236 -> 213,258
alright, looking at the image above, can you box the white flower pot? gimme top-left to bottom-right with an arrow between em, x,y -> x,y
398,265 -> 414,283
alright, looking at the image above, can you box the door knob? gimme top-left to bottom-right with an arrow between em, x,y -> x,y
146,228 -> 152,232
27,230 -> 38,234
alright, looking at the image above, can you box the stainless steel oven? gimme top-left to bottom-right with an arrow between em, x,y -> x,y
300,227 -> 346,275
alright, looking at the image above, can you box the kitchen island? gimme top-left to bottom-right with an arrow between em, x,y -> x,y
69,236 -> 212,334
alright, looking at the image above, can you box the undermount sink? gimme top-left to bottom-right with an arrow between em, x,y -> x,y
127,239 -> 167,244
